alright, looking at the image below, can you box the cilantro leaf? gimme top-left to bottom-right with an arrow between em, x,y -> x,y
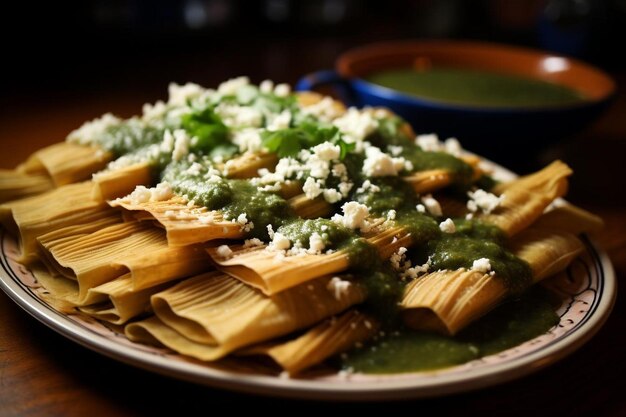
335,138 -> 355,160
261,118 -> 355,159
261,129 -> 310,158
181,107 -> 232,154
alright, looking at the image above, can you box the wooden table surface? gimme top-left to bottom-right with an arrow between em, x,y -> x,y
1,65 -> 625,416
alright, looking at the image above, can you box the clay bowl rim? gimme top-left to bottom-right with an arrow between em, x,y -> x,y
336,40 -> 617,113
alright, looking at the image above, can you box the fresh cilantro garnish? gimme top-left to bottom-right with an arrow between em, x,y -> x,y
181,107 -> 237,157
336,138 -> 355,160
261,121 -> 353,159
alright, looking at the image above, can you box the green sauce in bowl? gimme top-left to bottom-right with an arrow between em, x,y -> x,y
366,68 -> 586,108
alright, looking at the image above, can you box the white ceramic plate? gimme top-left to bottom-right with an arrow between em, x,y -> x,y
0,224 -> 616,400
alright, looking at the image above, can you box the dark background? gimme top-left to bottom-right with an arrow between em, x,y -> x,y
3,0 -> 626,101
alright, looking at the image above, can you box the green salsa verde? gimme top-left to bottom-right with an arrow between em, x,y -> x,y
78,78 -> 561,374
366,68 -> 586,108
341,287 -> 559,373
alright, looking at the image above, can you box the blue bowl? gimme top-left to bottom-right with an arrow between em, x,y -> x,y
296,40 -> 615,159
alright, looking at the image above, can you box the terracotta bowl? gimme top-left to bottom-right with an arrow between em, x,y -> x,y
296,40 -> 616,159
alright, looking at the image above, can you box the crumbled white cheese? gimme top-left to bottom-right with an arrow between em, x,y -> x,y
467,189 -> 504,214
232,128 -> 263,153
311,142 -> 341,161
217,76 -> 250,96
121,182 -> 173,205
266,110 -> 292,131
338,181 -> 353,197
142,100 -> 168,122
387,145 -> 404,156
402,263 -> 430,280
214,103 -> 263,128
308,232 -> 326,254
168,82 -> 204,106
362,146 -> 406,177
302,177 -> 323,199
356,180 -> 381,194
216,244 -> 233,258
389,247 -> 429,280
243,238 -> 264,248
198,214 -> 215,224
331,202 -> 370,230
387,209 -> 397,220
269,232 -> 291,250
472,258 -> 492,273
331,163 -> 347,178
323,188 -> 343,204
172,129 -> 191,161
267,224 -> 275,240
259,79 -> 274,94
282,241 -> 312,257
390,247 -> 410,271
333,108 -> 378,148
67,113 -> 121,145
439,218 -> 456,233
184,162 -> 203,177
162,207 -> 202,221
127,187 -> 152,204
305,155 -> 331,179
274,157 -> 302,179
416,204 -> 426,213
416,134 -> 463,156
258,183 -> 282,192
421,194 -> 442,216
251,159 -> 296,187
234,213 -> 254,232
415,133 -> 441,151
300,96 -> 343,122
161,130 -> 175,153
236,84 -> 257,103
152,182 -> 174,201
444,137 -> 462,156
326,277 -> 352,300
273,83 -> 291,97
206,174 -> 222,184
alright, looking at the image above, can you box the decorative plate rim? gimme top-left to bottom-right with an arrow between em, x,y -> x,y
0,228 -> 616,401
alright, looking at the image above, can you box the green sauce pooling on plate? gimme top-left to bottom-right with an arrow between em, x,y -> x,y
366,68 -> 586,107
341,287 -> 559,373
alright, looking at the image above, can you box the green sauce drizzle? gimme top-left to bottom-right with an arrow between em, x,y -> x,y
82,80 -> 558,374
